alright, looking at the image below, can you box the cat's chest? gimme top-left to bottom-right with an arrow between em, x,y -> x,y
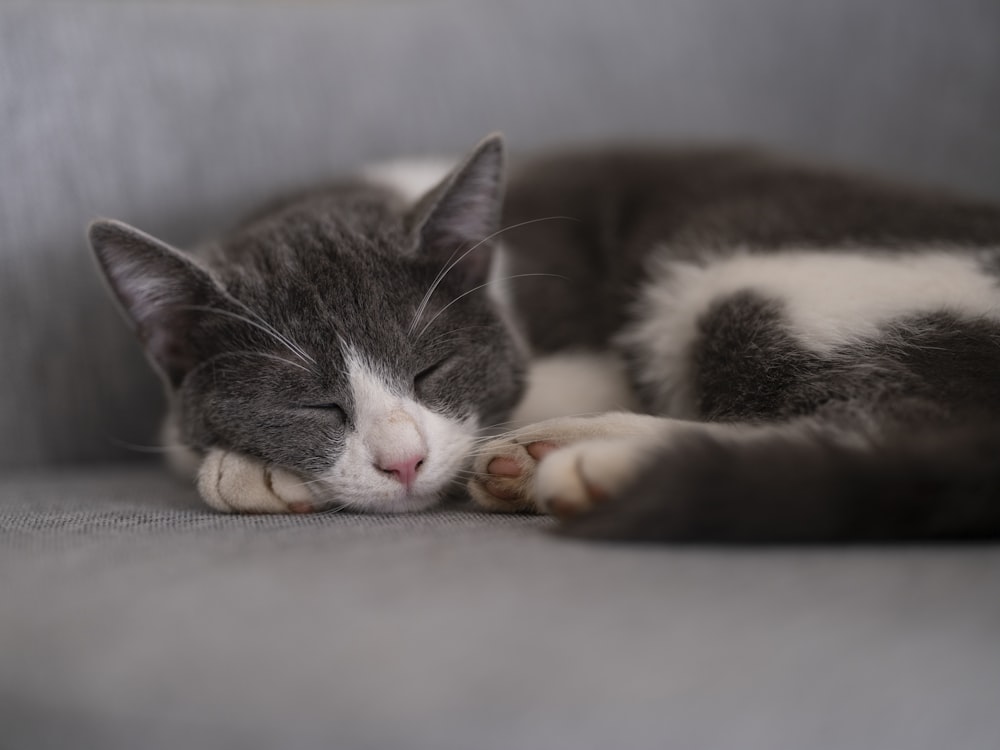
508,352 -> 637,427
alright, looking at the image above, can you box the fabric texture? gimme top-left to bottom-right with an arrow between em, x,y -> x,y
3,467 -> 1000,750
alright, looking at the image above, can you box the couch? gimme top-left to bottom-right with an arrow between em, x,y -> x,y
3,2 -> 999,748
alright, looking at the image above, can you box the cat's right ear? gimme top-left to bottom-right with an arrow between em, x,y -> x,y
88,219 -> 227,388
407,134 -> 506,288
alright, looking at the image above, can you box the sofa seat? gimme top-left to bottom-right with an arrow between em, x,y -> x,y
2,465 -> 998,749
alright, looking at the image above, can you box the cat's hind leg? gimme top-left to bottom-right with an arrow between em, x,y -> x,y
197,450 -> 318,514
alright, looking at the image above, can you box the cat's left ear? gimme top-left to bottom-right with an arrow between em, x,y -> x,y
408,133 -> 505,287
88,219 -> 231,388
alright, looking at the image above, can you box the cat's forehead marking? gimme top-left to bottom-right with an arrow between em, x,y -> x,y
348,353 -> 399,414
343,349 -> 432,475
344,347 -> 411,422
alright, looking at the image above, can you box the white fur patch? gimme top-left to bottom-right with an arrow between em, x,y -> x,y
315,353 -> 476,513
508,352 -> 638,427
197,450 -> 315,514
185,355 -> 476,515
534,436 -> 659,514
621,248 -> 1000,417
484,245 -> 531,357
361,157 -> 458,205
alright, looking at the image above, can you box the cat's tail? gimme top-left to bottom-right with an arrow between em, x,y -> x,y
556,424 -> 1000,542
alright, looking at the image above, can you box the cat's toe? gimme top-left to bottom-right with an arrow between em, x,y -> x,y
468,440 -> 546,512
197,449 -> 316,514
268,465 -> 319,513
534,438 -> 650,519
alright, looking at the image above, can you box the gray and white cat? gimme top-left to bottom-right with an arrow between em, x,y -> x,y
89,134 -> 1000,541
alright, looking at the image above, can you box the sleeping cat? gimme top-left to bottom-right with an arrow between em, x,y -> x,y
89,134 -> 1000,541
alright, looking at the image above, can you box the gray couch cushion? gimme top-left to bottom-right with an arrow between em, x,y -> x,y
3,466 -> 1000,750
3,0 -> 1000,467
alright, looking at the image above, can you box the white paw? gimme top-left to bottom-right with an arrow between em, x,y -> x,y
468,413 -> 668,513
534,437 -> 652,519
196,449 -> 318,514
467,437 -> 558,512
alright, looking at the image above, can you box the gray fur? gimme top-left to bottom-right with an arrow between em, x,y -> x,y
90,136 -> 525,480
501,146 -> 1000,430
501,146 -> 1000,353
90,136 -> 1000,538
499,146 -> 1000,540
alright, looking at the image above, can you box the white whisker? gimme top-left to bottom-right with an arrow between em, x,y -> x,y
416,273 -> 567,339
469,410 -> 608,445
408,215 -> 579,336
180,304 -> 316,367
227,298 -> 316,365
185,349 -> 312,381
104,436 -> 190,454
421,325 -> 494,349
292,476 -> 333,488
316,501 -> 354,515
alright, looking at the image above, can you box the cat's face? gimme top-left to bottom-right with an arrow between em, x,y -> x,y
91,135 -> 527,512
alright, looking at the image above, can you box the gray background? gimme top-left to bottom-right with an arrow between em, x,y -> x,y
2,0 -> 1000,466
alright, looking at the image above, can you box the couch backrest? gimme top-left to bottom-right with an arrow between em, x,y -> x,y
3,0 -> 1000,467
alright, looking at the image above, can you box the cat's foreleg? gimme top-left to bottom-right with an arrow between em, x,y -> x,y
162,414 -> 319,513
469,414 -> 767,517
531,435 -> 666,519
468,412 -> 675,514
196,449 -> 318,514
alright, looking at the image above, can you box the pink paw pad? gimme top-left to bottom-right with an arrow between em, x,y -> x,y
487,456 -> 522,477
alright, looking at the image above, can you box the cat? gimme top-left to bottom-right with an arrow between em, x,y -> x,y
89,134 -> 1000,541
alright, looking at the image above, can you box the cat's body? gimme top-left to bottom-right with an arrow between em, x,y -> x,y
90,136 -> 1000,541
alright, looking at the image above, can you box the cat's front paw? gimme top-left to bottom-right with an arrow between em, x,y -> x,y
197,449 -> 318,514
468,438 -> 561,512
533,438 -> 652,519
469,414 -> 669,516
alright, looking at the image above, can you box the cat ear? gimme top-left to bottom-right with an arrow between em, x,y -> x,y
88,219 -> 227,388
409,133 -> 505,286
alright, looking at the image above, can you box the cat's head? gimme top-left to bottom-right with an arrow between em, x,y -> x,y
89,135 -> 527,512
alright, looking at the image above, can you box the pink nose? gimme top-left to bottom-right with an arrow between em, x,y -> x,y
376,454 -> 425,489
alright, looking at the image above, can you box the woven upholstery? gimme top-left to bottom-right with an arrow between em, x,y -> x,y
4,467 -> 1000,750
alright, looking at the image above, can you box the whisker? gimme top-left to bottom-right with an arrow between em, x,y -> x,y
408,215 -> 579,336
104,436 -> 190,454
230,350 -> 312,372
225,298 -> 316,366
469,410 -> 611,445
292,476 -> 333,488
472,417 -> 534,435
466,430 -> 568,457
179,305 -> 316,367
318,501 -> 354,514
416,273 -> 567,339
421,325 -> 494,350
185,349 -> 313,382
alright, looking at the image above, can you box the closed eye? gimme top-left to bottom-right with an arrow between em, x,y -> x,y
414,358 -> 454,401
301,403 -> 347,421
415,359 -> 450,386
